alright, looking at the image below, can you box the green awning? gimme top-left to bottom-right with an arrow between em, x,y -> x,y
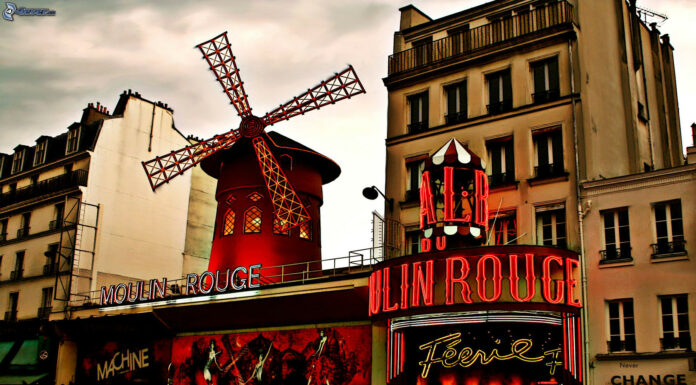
0,373 -> 47,385
10,340 -> 38,366
0,341 -> 13,363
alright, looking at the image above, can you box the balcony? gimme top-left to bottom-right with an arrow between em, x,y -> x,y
600,247 -> 633,264
4,311 -> 17,322
43,263 -> 56,275
408,121 -> 428,134
49,219 -> 63,231
652,240 -> 687,258
486,99 -> 513,115
37,306 -> 52,320
533,88 -> 561,104
0,169 -> 88,207
489,172 -> 516,187
607,339 -> 636,353
9,269 -> 23,280
533,163 -> 566,179
16,227 -> 30,239
660,336 -> 691,351
404,189 -> 420,203
0,232 -> 6,242
388,1 -> 574,75
445,112 -> 468,125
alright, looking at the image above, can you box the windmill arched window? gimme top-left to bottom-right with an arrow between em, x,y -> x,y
244,206 -> 262,234
299,221 -> 312,240
274,217 -> 290,236
222,208 -> 235,236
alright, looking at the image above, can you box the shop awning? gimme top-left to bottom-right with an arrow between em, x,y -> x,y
0,373 -> 47,385
10,340 -> 38,366
0,341 -> 13,362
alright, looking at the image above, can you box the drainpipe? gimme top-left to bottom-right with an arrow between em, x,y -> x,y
568,38 -> 591,384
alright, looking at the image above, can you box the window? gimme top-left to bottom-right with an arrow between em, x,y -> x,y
406,231 -> 421,255
413,37 -> 433,67
273,217 -> 290,236
408,92 -> 429,133
243,206 -> 262,234
222,209 -> 235,236
536,205 -> 566,247
11,150 -> 25,174
44,244 -> 58,275
12,251 -> 24,280
486,137 -> 515,186
38,288 -> 53,319
34,140 -> 47,166
448,24 -> 470,55
445,81 -> 467,124
0,218 -> 7,241
607,300 -> 636,352
50,203 -> 65,230
601,208 -> 632,262
660,295 -> 690,350
299,221 -> 312,240
653,200 -> 686,256
6,292 -> 18,322
488,210 -> 517,245
248,192 -> 263,202
486,69 -> 512,114
18,212 -> 30,238
531,57 -> 560,103
405,159 -> 425,202
533,128 -> 564,178
66,127 -> 80,154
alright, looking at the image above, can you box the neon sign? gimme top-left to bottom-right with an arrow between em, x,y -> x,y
368,248 -> 581,317
99,264 -> 262,306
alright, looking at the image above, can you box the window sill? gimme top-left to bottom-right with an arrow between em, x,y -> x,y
598,258 -> 634,268
651,253 -> 688,263
527,172 -> 569,186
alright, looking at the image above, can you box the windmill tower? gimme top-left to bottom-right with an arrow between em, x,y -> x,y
142,32 -> 365,276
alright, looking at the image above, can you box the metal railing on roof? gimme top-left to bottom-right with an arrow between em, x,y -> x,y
388,1 -> 573,75
0,169 -> 88,207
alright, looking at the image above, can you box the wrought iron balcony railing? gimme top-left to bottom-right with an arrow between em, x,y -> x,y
388,1 -> 574,75
9,269 -> 23,281
407,121 -> 428,134
607,339 -> 636,353
489,172 -> 516,187
487,99 -> 513,115
4,311 -> 17,322
43,264 -> 56,276
445,112 -> 468,125
0,232 -> 6,242
48,219 -> 63,231
37,306 -> 52,320
652,240 -> 687,257
660,336 -> 691,350
600,247 -> 633,263
532,88 -> 561,104
404,189 -> 420,203
16,227 -> 30,239
533,163 -> 566,179
0,169 -> 88,207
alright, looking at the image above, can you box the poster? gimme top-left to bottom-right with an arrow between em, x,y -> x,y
77,339 -> 172,384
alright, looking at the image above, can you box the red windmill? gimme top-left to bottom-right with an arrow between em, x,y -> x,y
142,32 -> 365,275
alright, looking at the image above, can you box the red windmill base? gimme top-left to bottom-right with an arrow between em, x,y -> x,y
200,132 -> 340,280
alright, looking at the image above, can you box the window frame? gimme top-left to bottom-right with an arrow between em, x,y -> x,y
222,208 -> 235,236
243,206 -> 262,234
486,69 -> 512,114
487,209 -> 518,245
531,56 -> 560,103
34,140 -> 48,166
486,136 -> 515,186
444,80 -> 467,124
405,158 -> 426,202
606,299 -> 636,352
407,91 -> 429,133
532,128 -> 565,179
652,200 -> 686,257
66,127 -> 80,155
600,207 -> 632,263
535,205 -> 566,248
659,295 -> 691,350
11,150 -> 25,174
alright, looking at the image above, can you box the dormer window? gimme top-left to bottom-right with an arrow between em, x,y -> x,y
66,127 -> 80,154
11,150 -> 25,174
34,140 -> 48,166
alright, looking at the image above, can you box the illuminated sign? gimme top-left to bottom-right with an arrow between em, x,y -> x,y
368,247 -> 581,317
78,340 -> 171,385
386,313 -> 583,385
97,347 -> 150,381
99,264 -> 262,306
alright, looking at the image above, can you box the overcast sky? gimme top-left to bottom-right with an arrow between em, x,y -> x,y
1,0 -> 694,260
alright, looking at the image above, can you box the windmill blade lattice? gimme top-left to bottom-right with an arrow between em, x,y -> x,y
142,129 -> 241,190
197,32 -> 253,118
262,65 -> 365,126
252,137 -> 310,231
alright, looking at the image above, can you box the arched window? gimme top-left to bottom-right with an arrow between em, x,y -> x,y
222,208 -> 235,236
273,217 -> 290,236
299,221 -> 312,240
244,206 -> 262,233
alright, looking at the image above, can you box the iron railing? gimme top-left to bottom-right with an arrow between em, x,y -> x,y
37,306 -> 52,319
388,1 -> 574,75
43,263 -> 56,275
16,227 -> 30,239
600,247 -> 632,263
660,336 -> 691,350
534,163 -> 565,179
49,219 -> 62,231
9,269 -> 23,281
533,89 -> 561,104
607,338 -> 636,353
4,311 -> 17,322
0,232 -> 6,242
652,240 -> 686,257
0,169 -> 88,207
73,246 -> 389,307
408,122 -> 428,134
445,112 -> 468,125
489,172 -> 515,187
487,99 -> 513,115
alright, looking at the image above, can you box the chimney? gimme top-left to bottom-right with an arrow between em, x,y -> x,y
687,123 -> 696,164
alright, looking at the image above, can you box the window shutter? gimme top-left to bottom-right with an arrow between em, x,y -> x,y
503,70 -> 512,103
548,58 -> 559,91
422,93 -> 429,128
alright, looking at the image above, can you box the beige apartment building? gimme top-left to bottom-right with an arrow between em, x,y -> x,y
0,91 -> 215,383
382,0 -> 691,384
